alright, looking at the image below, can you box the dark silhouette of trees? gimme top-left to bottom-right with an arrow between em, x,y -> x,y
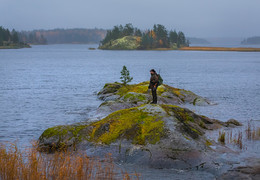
11,29 -> 19,43
169,30 -> 178,44
0,26 -> 24,46
101,23 -> 142,45
0,26 -> 48,46
152,24 -> 169,48
139,24 -> 189,49
134,28 -> 142,37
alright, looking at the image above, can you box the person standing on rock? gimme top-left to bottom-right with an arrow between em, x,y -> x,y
148,69 -> 159,104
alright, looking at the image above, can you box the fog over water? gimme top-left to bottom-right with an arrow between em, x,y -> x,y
1,0 -> 260,38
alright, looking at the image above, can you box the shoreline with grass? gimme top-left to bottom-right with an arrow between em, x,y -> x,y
178,46 -> 260,52
98,35 -> 260,52
0,44 -> 31,49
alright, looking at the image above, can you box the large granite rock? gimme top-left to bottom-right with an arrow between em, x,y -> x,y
39,104 -> 232,169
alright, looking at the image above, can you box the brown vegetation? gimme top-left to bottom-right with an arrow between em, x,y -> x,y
223,121 -> 260,149
179,46 -> 260,52
0,142 -> 140,180
218,131 -> 226,144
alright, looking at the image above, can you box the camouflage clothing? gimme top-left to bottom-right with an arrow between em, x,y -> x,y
149,73 -> 159,104
149,73 -> 159,88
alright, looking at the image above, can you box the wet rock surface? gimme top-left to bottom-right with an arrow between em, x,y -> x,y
38,82 -> 259,179
218,164 -> 260,180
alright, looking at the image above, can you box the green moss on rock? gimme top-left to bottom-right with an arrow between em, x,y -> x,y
90,106 -> 166,145
98,81 -> 211,109
39,103 -> 221,152
123,92 -> 147,102
40,125 -> 71,138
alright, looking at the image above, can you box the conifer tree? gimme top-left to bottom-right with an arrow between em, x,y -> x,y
120,65 -> 133,85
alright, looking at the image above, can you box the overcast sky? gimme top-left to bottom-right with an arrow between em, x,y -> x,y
1,0 -> 259,38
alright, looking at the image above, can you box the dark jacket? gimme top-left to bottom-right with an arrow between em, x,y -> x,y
149,73 -> 159,89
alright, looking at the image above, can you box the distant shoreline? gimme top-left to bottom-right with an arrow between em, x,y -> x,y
100,46 -> 260,52
129,46 -> 260,52
178,46 -> 260,52
0,44 -> 31,49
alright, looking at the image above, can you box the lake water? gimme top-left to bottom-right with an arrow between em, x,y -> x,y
0,44 -> 260,146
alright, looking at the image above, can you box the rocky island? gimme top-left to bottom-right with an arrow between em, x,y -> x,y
38,81 -> 247,174
99,24 -> 189,50
98,24 -> 260,52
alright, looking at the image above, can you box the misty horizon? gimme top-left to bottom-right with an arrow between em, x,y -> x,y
10,27 -> 258,40
1,0 -> 260,38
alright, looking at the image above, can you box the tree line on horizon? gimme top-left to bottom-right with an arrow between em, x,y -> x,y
0,26 -> 47,46
1,25 -> 190,47
101,23 -> 189,49
0,26 -> 20,46
1,26 -> 107,45
19,31 -> 47,45
18,28 -> 107,45
241,36 -> 260,45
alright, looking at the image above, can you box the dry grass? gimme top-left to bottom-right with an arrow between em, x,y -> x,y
179,46 -> 260,52
218,131 -> 226,144
245,121 -> 259,140
225,121 -> 260,149
0,142 -> 140,180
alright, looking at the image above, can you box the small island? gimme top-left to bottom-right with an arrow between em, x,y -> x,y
99,24 -> 189,50
0,26 -> 30,49
99,24 -> 260,52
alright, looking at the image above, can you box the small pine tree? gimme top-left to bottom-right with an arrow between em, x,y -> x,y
120,65 -> 133,85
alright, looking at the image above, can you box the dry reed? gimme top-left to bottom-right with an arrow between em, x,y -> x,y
225,121 -> 259,149
218,131 -> 226,144
0,142 -> 140,180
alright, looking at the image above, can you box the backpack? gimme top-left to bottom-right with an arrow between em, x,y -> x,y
157,74 -> 163,86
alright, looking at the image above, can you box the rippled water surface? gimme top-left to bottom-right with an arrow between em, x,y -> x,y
0,44 -> 260,145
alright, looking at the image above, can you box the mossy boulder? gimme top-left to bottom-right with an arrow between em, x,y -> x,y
98,36 -> 141,50
97,81 -> 213,116
38,104 -> 227,168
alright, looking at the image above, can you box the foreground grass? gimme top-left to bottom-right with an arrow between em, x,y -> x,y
0,142 -> 139,180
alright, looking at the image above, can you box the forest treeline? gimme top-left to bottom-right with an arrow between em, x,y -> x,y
0,26 -> 24,46
2,25 -> 189,48
101,23 -> 189,49
25,28 -> 106,44
1,26 -> 107,45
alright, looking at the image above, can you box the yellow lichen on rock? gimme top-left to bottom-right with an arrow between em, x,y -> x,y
99,36 -> 140,50
90,106 -> 165,145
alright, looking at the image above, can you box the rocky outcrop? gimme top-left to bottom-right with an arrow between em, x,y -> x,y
97,82 -> 213,116
39,82 -> 248,172
39,103 -> 233,169
98,36 -> 141,50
